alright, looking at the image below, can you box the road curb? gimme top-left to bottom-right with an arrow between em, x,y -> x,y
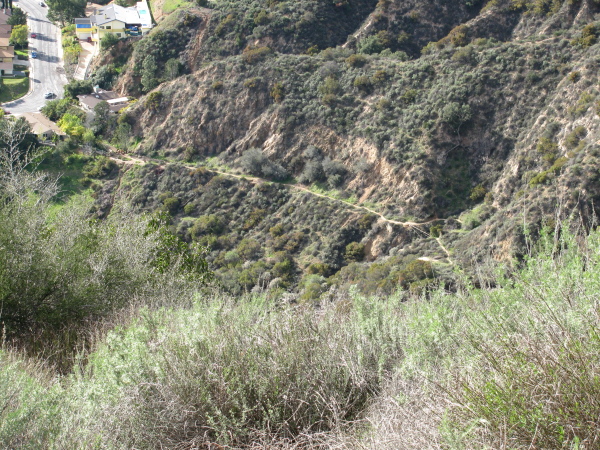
1,63 -> 35,107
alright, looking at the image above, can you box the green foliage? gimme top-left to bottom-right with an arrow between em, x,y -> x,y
318,76 -> 341,96
528,170 -> 549,186
358,34 -> 384,55
397,259 -> 433,291
469,184 -> 487,202
565,126 -> 586,150
144,91 -> 163,111
0,187 -> 208,333
4,196 -> 600,448
345,241 -> 365,262
537,136 -> 559,164
91,101 -> 112,136
7,8 -> 27,26
164,58 -> 182,81
243,77 -> 261,89
459,204 -> 493,229
145,211 -> 211,281
238,148 -> 288,181
270,81 -> 284,102
571,23 -> 598,48
90,64 -> 118,90
567,71 -> 581,83
510,0 -> 564,15
100,32 -> 119,51
58,113 -> 85,137
254,9 -> 270,26
191,214 -> 224,238
242,46 -> 272,64
9,24 -> 27,49
41,98 -> 75,121
353,75 -> 372,93
47,0 -> 86,25
141,55 -> 159,92
0,353 -> 62,447
237,238 -> 262,260
82,156 -> 117,179
430,223 -> 443,238
441,102 -> 472,133
345,53 -> 367,68
161,196 -> 180,215
63,79 -> 92,99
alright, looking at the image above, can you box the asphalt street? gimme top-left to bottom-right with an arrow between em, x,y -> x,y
3,0 -> 67,113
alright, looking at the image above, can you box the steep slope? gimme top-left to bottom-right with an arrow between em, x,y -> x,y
93,0 -> 600,294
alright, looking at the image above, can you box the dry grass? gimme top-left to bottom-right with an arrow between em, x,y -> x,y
2,226 -> 600,449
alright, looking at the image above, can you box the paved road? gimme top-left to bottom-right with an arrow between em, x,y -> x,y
3,0 -> 66,113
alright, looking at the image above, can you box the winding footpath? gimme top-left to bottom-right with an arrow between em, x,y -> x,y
109,151 -> 454,264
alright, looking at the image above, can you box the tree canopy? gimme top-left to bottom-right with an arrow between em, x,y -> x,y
46,0 -> 86,25
10,24 -> 28,49
7,8 -> 26,26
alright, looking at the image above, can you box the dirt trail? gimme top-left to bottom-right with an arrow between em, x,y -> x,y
109,151 -> 453,264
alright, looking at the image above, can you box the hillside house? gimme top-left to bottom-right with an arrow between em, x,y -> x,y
0,10 -> 14,76
21,112 -> 66,141
75,1 -> 153,44
77,87 -> 129,113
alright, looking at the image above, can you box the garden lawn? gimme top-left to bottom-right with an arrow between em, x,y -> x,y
0,77 -> 30,103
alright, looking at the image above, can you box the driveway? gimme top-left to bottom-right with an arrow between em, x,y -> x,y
3,0 -> 67,113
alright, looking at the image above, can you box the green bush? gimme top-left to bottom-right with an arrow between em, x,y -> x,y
571,23 -> 597,48
565,126 -> 586,150
242,46 -> 272,64
567,71 -> 581,83
345,242 -> 365,262
145,91 -> 163,111
345,53 -> 367,68
100,32 -> 119,51
537,136 -> 559,164
270,81 -> 284,102
191,214 -> 224,239
238,148 -> 289,181
469,184 -> 487,202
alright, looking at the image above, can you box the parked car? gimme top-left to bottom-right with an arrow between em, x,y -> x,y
44,92 -> 54,99
39,1 -> 45,6
31,51 -> 37,58
31,33 -> 37,38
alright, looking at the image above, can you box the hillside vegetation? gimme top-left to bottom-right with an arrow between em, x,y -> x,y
80,0 -> 600,295
3,0 -> 600,447
2,195 -> 599,448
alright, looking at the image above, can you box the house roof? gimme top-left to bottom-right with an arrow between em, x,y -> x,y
0,24 -> 11,35
0,10 -> 11,26
0,61 -> 12,72
75,18 -> 91,25
136,1 -> 152,28
0,46 -> 14,58
78,90 -> 124,111
0,37 -> 10,47
92,4 -> 141,26
20,112 -> 66,136
77,91 -> 129,112
106,97 -> 129,104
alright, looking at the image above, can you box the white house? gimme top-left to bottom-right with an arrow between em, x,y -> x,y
75,1 -> 153,44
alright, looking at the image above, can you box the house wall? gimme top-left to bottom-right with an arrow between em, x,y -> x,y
97,20 -> 127,39
76,23 -> 92,40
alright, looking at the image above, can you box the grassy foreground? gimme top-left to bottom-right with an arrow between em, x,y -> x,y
1,226 -> 600,448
